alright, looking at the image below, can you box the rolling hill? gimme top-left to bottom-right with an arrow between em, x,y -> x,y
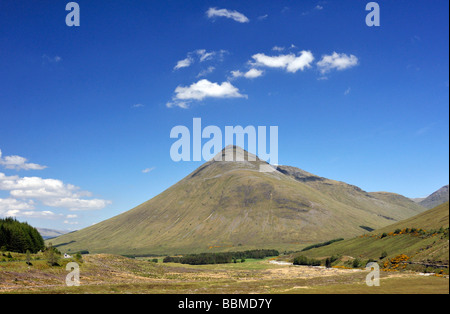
295,202 -> 449,266
49,146 -> 427,255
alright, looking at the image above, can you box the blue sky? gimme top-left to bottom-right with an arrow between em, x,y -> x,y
0,0 -> 448,230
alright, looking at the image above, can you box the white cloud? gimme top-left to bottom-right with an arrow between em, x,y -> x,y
231,68 -> 264,79
251,51 -> 315,73
20,210 -> 58,218
0,197 -> 61,219
132,103 -> 144,108
0,172 -> 111,214
0,149 -> 47,171
174,57 -> 193,70
317,52 -> 359,74
206,7 -> 249,23
344,87 -> 351,95
0,198 -> 35,217
168,79 -> 246,109
66,214 -> 77,219
44,198 -> 111,211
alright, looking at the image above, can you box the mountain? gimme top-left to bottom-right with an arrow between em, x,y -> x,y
418,185 -> 449,209
294,202 -> 449,266
37,228 -> 71,240
49,146 -> 427,255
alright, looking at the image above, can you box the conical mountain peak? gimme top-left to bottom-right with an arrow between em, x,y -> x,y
212,145 -> 261,163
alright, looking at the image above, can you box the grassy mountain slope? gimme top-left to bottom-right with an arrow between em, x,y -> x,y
278,166 -> 425,224
295,202 -> 449,265
50,147 -> 428,255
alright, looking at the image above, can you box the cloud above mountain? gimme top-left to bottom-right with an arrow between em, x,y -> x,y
251,51 -> 315,73
167,79 -> 247,109
317,52 -> 359,74
206,8 -> 249,23
0,150 -> 47,171
168,48 -> 359,109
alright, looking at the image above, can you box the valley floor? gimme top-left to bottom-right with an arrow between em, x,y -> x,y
0,254 -> 448,294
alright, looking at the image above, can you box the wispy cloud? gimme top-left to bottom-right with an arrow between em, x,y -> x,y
174,50 -> 228,71
0,149 -> 47,171
42,54 -> 62,64
174,57 -> 193,70
197,66 -> 216,78
132,103 -> 144,108
272,46 -> 285,52
416,123 -> 436,136
258,14 -> 268,20
302,2 -> 326,16
142,167 -> 155,174
196,49 -> 228,63
206,7 -> 249,23
344,87 -> 351,95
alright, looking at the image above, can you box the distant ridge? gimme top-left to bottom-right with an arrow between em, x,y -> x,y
418,185 -> 449,209
37,228 -> 71,240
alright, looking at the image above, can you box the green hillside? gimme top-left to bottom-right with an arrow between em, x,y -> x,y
49,146 -> 427,256
294,202 -> 449,268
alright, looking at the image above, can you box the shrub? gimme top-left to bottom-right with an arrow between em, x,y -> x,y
352,258 -> 362,268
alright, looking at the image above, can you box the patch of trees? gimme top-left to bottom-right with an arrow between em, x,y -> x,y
293,255 -> 321,266
0,218 -> 45,253
163,249 -> 279,265
301,238 -> 344,252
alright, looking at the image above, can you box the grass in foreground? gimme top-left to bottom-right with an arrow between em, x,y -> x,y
0,254 -> 448,294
